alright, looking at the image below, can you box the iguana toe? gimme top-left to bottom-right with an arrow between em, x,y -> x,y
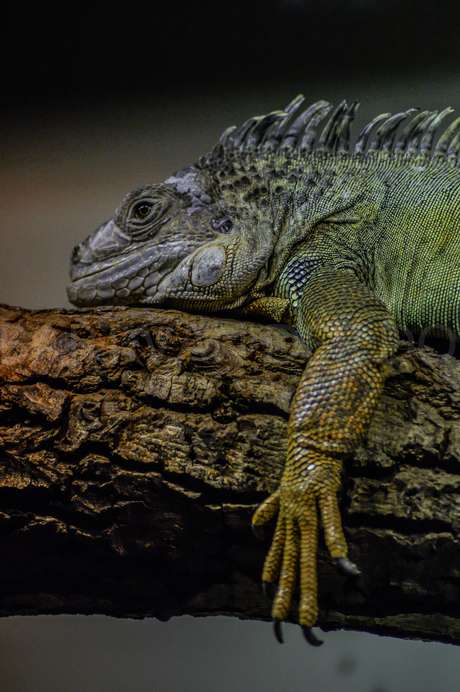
334,555 -> 361,576
302,626 -> 324,646
273,618 -> 284,644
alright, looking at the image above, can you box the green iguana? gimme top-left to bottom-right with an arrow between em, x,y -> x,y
68,96 -> 460,645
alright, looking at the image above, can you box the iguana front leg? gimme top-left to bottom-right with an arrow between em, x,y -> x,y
252,270 -> 400,643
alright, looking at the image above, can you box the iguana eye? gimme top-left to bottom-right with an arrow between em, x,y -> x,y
132,201 -> 153,220
118,187 -> 176,238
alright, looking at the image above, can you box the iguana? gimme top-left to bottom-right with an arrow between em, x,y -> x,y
67,96 -> 460,645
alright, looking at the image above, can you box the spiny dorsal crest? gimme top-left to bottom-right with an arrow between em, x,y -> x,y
198,96 -> 460,167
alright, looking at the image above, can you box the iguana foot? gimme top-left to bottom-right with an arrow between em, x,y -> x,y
252,456 -> 352,642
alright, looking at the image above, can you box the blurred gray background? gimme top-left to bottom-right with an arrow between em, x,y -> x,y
2,1 -> 460,690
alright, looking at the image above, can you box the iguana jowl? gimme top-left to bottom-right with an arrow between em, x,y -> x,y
68,96 -> 460,645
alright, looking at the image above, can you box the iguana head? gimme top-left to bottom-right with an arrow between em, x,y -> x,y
67,158 -> 281,310
68,96 -> 457,311
68,96 -> 337,311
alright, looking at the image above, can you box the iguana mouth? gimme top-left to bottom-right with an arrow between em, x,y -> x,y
67,219 -> 199,307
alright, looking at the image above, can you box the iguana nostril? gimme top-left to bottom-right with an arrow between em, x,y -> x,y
71,243 -> 85,264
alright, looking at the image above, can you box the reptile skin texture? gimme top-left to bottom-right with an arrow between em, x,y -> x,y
68,96 -> 460,643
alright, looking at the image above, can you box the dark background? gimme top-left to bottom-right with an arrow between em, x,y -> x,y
2,1 -> 460,690
2,0 -> 460,111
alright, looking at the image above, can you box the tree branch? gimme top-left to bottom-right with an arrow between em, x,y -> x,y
1,303 -> 460,643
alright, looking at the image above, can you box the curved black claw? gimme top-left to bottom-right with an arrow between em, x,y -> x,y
302,626 -> 324,647
262,580 -> 276,602
273,619 -> 284,644
334,556 -> 361,577
252,523 -> 264,540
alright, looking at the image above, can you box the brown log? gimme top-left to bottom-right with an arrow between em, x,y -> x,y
1,302 -> 460,644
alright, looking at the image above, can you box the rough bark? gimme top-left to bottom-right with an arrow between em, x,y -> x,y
1,302 -> 460,644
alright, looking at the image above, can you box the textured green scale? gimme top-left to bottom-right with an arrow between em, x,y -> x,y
68,97 -> 460,644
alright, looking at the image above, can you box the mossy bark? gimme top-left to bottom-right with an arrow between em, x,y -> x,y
1,303 -> 460,643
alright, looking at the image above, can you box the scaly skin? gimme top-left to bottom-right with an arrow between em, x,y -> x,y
68,96 -> 460,643
252,271 -> 399,636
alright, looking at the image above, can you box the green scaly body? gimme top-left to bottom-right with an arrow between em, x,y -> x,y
67,96 -> 460,644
